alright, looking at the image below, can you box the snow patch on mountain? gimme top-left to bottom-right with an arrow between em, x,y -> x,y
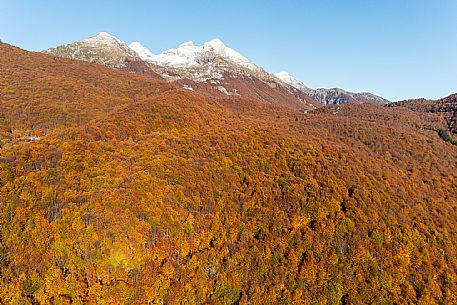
129,38 -> 259,71
130,40 -> 201,67
128,42 -> 154,59
203,39 -> 258,71
43,32 -> 389,105
274,71 -> 309,91
82,32 -> 123,46
43,32 -> 139,68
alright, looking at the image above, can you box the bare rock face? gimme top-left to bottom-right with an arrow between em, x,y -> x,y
275,71 -> 389,105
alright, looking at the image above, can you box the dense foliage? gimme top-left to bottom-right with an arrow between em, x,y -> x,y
0,43 -> 456,304
437,130 -> 457,146
388,94 -> 457,134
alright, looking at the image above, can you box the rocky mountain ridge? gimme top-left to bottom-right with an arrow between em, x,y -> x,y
43,32 -> 140,68
43,32 -> 389,107
275,71 -> 389,105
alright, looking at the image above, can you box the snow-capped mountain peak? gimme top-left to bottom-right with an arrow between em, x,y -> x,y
202,38 -> 258,71
129,40 -> 202,67
43,31 -> 139,68
43,32 -> 389,106
128,41 -> 157,62
82,32 -> 123,46
275,71 -> 296,83
203,38 -> 226,51
275,71 -> 309,91
128,38 -> 259,71
94,31 -> 118,39
179,41 -> 196,48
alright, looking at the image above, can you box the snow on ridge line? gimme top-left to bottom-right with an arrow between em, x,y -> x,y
179,41 -> 195,48
78,32 -> 307,91
128,37 -> 259,70
274,71 -> 308,91
129,41 -> 157,61
71,32 -> 309,93
203,38 -> 258,71
82,32 -> 124,45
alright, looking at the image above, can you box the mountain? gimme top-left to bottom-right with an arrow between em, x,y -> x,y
1,41 -> 457,304
128,38 -> 268,84
127,38 -> 389,106
275,71 -> 389,105
43,32 -> 140,68
130,38 -> 259,71
44,32 -> 388,108
44,33 -> 319,110
275,71 -> 309,92
387,93 -> 457,134
127,38 -> 322,109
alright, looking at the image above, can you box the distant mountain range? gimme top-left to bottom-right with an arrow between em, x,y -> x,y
43,32 -> 389,108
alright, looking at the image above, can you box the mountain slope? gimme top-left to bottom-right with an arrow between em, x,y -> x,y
387,93 -> 457,134
127,38 -> 286,92
44,33 -> 388,108
276,71 -> 389,105
2,42 -> 456,304
130,38 -> 259,71
43,32 -> 141,68
275,71 -> 309,92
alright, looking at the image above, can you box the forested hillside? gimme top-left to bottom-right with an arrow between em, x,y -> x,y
0,43 -> 456,304
387,94 -> 457,134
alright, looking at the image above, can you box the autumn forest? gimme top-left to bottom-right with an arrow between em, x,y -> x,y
0,42 -> 456,304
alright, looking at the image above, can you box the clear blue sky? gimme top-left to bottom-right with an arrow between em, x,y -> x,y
1,0 -> 456,101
